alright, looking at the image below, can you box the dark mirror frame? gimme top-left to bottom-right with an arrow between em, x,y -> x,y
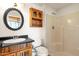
3,8 -> 24,31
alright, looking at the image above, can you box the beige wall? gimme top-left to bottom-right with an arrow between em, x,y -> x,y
59,12 -> 79,55
57,4 -> 79,55
45,14 -> 64,55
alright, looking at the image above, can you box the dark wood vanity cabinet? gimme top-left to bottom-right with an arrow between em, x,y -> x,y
0,43 -> 32,56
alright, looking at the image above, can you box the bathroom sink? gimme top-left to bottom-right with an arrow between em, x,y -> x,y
3,38 -> 26,44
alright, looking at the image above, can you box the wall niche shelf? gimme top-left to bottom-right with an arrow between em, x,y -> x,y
29,8 -> 43,27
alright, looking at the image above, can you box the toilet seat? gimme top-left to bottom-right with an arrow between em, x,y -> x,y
32,38 -> 48,56
35,46 -> 48,56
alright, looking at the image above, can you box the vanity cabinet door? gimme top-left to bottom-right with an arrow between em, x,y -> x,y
16,50 -> 24,56
16,49 -> 32,56
0,43 -> 32,56
27,49 -> 32,56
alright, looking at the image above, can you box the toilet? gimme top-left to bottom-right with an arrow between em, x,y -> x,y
32,39 -> 48,56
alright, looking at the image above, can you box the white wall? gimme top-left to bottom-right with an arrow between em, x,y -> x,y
22,3 -> 56,47
0,3 -> 55,47
0,3 -> 27,37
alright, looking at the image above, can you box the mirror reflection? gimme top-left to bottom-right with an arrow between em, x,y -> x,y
4,8 -> 24,31
7,10 -> 22,29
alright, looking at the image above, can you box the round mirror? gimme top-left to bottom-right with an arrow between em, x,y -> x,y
3,8 -> 24,31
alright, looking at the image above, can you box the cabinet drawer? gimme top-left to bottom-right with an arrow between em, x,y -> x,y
2,53 -> 16,56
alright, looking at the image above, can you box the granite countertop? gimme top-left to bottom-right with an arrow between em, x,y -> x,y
0,35 -> 34,48
0,38 -> 34,48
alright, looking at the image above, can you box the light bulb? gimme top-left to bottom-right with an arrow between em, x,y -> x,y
67,19 -> 71,24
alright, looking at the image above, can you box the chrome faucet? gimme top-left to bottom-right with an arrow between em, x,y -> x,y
13,36 -> 18,39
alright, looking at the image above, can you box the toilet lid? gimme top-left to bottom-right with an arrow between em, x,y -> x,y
36,46 -> 48,56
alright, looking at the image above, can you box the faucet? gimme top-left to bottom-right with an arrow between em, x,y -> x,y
13,36 -> 18,39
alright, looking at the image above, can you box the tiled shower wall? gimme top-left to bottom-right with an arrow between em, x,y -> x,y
57,4 -> 79,55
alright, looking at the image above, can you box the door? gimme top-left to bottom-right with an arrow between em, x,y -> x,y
45,14 -> 56,53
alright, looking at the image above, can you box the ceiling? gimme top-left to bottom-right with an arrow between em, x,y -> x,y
44,3 -> 72,11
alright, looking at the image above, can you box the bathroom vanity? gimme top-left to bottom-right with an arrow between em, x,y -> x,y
0,35 -> 34,56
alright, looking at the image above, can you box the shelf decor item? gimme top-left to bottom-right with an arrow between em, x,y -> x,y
29,8 -> 43,27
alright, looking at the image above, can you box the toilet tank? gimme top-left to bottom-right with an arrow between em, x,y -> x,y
32,38 -> 42,48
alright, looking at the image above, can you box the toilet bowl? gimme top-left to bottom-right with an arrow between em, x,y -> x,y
32,39 -> 48,56
32,46 -> 48,56
35,46 -> 48,56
